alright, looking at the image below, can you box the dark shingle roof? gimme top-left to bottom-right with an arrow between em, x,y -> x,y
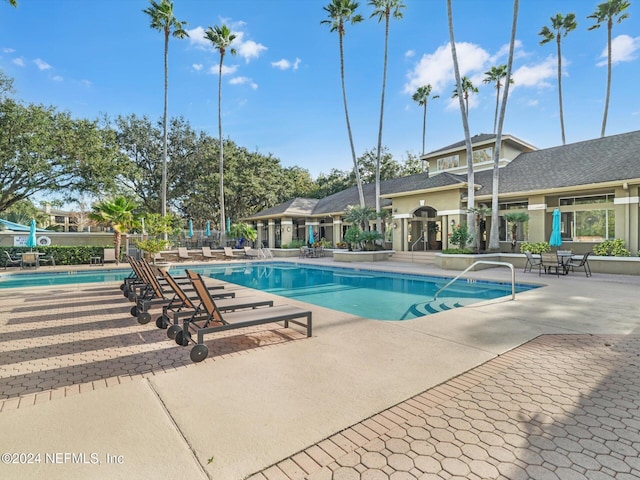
475,130 -> 640,196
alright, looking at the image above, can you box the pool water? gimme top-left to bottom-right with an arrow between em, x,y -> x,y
0,262 -> 537,321
204,263 -> 537,320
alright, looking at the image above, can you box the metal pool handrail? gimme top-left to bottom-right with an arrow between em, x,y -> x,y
433,261 -> 516,301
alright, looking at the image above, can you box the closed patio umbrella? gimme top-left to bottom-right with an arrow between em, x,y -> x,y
308,225 -> 315,246
188,219 -> 194,238
26,219 -> 37,250
550,208 -> 562,247
205,220 -> 211,237
226,217 -> 231,234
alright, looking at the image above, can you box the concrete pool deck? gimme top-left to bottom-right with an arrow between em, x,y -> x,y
0,258 -> 639,479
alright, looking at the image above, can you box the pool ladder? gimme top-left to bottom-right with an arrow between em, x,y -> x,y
433,261 -> 516,301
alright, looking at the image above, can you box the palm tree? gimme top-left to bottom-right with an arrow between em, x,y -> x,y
539,13 -> 577,145
447,1 -> 476,248
89,197 -> 139,265
3,0 -> 18,6
321,0 -> 365,207
412,85 -> 439,158
488,0 -> 519,252
143,0 -> 189,222
451,76 -> 478,119
483,65 -> 513,135
369,0 -> 405,231
588,0 -> 630,138
204,24 -> 237,248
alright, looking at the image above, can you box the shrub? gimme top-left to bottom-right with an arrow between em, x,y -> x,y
519,242 -> 551,254
360,230 -> 383,251
593,239 -> 631,257
448,224 -> 470,249
282,239 -> 306,249
442,248 -> 474,254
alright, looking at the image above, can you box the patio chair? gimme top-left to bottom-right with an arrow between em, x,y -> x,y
523,251 -> 543,274
39,253 -> 56,266
201,246 -> 217,261
20,252 -> 40,269
157,267 -> 273,332
103,248 -> 118,264
177,247 -> 192,261
566,252 -> 592,277
244,246 -> 259,259
173,270 -> 312,362
130,258 -> 234,324
224,246 -> 242,259
540,252 -> 562,277
4,250 -> 22,268
3,251 -> 21,268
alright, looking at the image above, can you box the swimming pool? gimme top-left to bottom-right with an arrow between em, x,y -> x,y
203,263 -> 536,320
0,262 -> 537,320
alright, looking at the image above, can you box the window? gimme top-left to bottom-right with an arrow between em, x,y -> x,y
436,154 -> 459,170
498,202 -> 529,242
472,147 -> 492,164
558,194 -> 615,242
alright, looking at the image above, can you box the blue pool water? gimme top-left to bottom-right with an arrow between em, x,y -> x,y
0,262 -> 537,320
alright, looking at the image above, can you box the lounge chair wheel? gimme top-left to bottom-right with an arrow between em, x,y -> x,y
130,306 -> 138,317
175,330 -> 189,347
167,325 -> 181,339
123,286 -> 129,297
190,344 -> 208,362
120,284 -> 125,291
156,316 -> 168,329
138,312 -> 151,324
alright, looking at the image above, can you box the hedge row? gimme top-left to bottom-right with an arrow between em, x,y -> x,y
1,246 -> 123,267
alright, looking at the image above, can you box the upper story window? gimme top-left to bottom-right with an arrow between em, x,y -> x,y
472,147 -> 492,164
54,216 -> 66,223
436,154 -> 459,170
559,194 -> 613,206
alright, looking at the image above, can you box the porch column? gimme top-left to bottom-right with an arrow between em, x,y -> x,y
281,218 -> 293,246
333,217 -> 342,246
268,220 -> 275,249
256,221 -> 264,248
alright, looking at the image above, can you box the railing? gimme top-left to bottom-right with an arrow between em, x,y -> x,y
433,260 -> 516,301
410,234 -> 425,262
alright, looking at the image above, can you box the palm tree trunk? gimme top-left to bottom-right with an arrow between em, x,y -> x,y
339,28 -> 365,207
556,36 -> 566,144
374,12 -> 390,232
421,103 -> 427,157
447,0 -> 476,247
601,19 -> 612,137
493,82 -> 501,134
114,231 -> 121,265
488,0 -> 519,252
162,30 -> 169,227
218,52 -> 226,247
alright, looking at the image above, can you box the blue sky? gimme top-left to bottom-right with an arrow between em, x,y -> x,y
1,0 -> 639,179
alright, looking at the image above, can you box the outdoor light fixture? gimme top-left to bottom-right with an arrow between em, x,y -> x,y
287,227 -> 291,232
450,219 -> 456,228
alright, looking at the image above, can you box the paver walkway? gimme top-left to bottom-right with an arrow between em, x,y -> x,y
0,282 -> 306,411
252,334 -> 640,480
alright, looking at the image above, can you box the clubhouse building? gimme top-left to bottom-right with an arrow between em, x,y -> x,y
246,130 -> 640,256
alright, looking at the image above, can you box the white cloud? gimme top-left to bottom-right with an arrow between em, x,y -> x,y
52,75 -> 63,82
3,47 -> 15,53
34,58 -> 51,70
404,41 -> 490,96
526,99 -> 539,107
596,34 -> 640,66
237,38 -> 267,63
512,55 -> 556,89
12,57 -> 25,67
192,63 -> 203,71
187,24 -> 266,63
405,49 -> 415,58
229,76 -> 258,89
271,58 -> 301,70
208,64 -> 238,76
490,40 -> 524,64
79,79 -> 91,88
